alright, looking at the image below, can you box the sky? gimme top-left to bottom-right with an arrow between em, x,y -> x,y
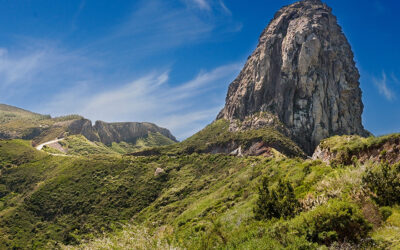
0,0 -> 399,140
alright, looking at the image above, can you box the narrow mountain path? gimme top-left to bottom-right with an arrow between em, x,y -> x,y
35,138 -> 64,150
34,138 -> 73,157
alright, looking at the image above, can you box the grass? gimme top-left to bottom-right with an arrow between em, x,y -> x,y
135,119 -> 305,158
318,133 -> 400,164
0,130 -> 399,249
0,104 -> 177,156
372,206 -> 400,249
41,133 -> 177,156
0,104 -> 83,144
0,104 -> 52,139
42,144 -> 66,155
110,132 -> 176,154
59,135 -> 117,156
61,224 -> 178,250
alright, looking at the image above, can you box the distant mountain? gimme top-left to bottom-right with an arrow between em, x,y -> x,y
0,103 -> 177,152
0,103 -> 61,140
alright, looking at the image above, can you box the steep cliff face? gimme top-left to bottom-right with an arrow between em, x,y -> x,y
217,0 -> 369,154
68,119 -> 100,142
67,119 -> 177,145
93,121 -> 177,145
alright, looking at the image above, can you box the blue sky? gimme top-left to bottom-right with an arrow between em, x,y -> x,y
0,0 -> 399,140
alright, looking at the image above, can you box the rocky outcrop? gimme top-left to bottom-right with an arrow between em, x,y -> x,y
0,104 -> 177,147
67,119 -> 177,145
217,0 -> 369,154
312,136 -> 400,165
93,121 -> 176,145
68,119 -> 100,141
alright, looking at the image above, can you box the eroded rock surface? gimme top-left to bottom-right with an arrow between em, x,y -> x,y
68,119 -> 177,145
217,0 -> 369,154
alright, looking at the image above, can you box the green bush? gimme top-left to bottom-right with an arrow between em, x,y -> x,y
379,207 -> 392,221
362,163 -> 400,206
288,200 -> 372,245
0,184 -> 8,198
254,177 -> 299,220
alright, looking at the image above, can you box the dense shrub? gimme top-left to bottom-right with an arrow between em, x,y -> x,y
254,177 -> 299,220
287,200 -> 372,245
0,184 -> 8,198
362,163 -> 400,206
379,207 -> 392,221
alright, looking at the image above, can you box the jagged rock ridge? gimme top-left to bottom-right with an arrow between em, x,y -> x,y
0,103 -> 177,146
217,0 -> 369,154
68,119 -> 177,145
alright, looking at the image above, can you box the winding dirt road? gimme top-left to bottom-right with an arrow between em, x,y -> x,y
35,138 -> 64,150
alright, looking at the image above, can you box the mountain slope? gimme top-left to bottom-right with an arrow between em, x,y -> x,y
1,136 -> 399,249
0,104 -> 177,153
0,104 -> 55,139
313,133 -> 400,165
131,118 -> 305,158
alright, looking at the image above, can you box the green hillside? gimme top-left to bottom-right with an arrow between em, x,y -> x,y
0,104 -> 84,143
0,104 -> 176,154
40,132 -> 176,156
316,133 -> 400,165
0,133 -> 399,249
0,104 -> 52,139
132,119 -> 305,158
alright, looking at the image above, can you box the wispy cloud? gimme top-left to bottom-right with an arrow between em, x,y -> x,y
0,48 -> 45,87
0,43 -> 101,103
101,0 -> 214,55
218,0 -> 232,15
190,0 -> 211,10
1,0 -> 242,140
373,72 -> 396,101
183,0 -> 232,15
40,63 -> 241,139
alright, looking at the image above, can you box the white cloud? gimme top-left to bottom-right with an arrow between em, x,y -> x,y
0,47 -> 45,87
0,43 -> 101,103
184,0 -> 232,15
373,72 -> 396,101
40,63 -> 241,140
103,0 -> 213,54
218,0 -> 232,15
0,0 -> 242,140
191,0 -> 211,10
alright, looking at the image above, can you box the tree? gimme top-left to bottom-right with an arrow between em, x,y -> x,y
254,177 -> 299,220
362,162 -> 400,206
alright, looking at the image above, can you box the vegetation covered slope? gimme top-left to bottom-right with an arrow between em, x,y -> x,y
0,104 -> 84,144
1,134 -> 399,249
41,132 -> 177,156
0,104 -> 177,155
314,134 -> 400,165
0,104 -> 52,139
132,119 -> 305,158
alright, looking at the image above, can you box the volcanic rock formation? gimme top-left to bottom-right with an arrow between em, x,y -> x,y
217,0 -> 369,154
68,119 -> 177,145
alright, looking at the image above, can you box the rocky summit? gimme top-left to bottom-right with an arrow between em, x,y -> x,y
217,0 -> 369,154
